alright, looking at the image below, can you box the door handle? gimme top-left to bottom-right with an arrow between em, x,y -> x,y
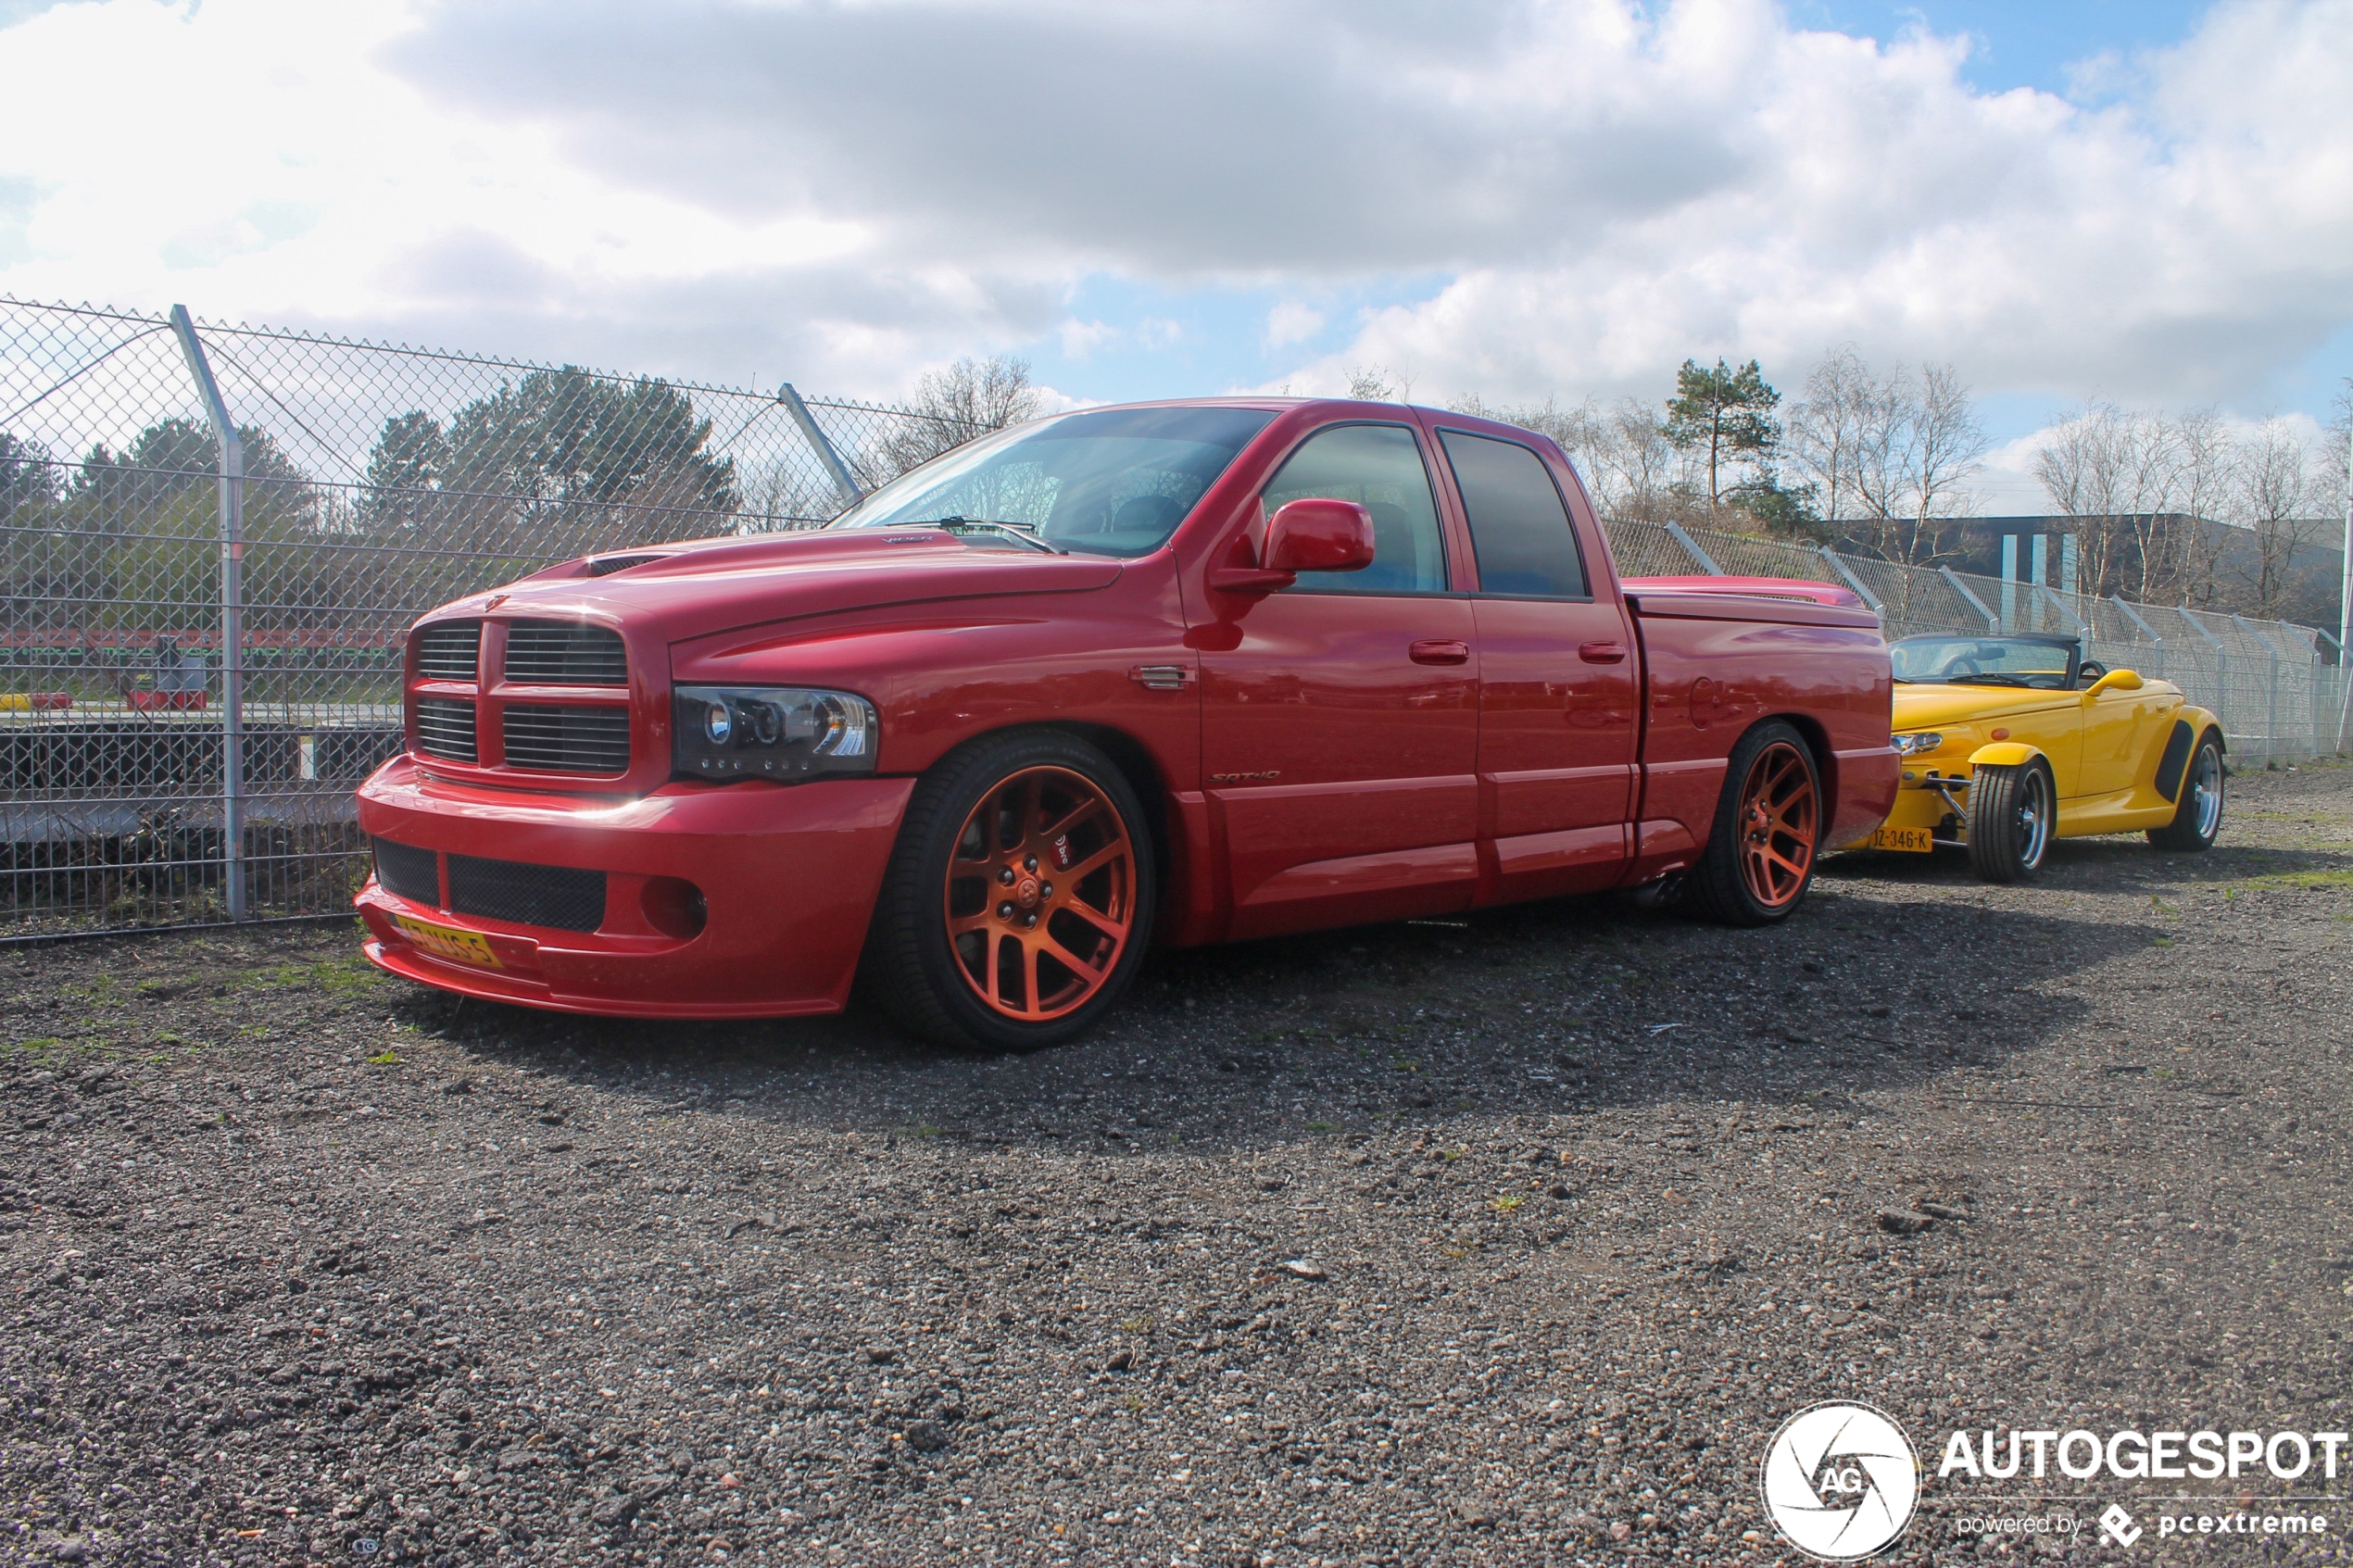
1579,641 -> 1629,664
1408,639 -> 1470,666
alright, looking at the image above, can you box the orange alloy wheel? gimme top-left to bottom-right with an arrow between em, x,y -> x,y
1737,740 -> 1818,909
942,765 -> 1138,1022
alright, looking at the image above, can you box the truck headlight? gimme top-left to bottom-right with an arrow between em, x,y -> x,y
1893,732 -> 1944,757
673,686 -> 877,779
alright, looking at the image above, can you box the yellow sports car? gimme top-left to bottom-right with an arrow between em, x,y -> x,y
1867,633 -> 2226,881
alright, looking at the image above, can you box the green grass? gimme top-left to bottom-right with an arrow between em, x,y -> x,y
2234,869 -> 2353,891
1306,1119 -> 1338,1134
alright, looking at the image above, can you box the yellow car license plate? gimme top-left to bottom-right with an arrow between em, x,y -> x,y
1868,826 -> 1935,853
393,913 -> 502,969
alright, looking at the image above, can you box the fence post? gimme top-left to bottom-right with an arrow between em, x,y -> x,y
2234,615 -> 2291,760
777,383 -> 863,512
1661,521 -> 1723,575
2108,595 -> 2167,678
2031,583 -> 2088,638
169,305 -> 246,922
1939,567 -> 1999,633
2318,632 -> 2352,755
1818,547 -> 1883,612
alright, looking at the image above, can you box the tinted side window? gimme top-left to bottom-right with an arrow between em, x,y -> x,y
1439,431 -> 1588,598
1260,423 -> 1448,595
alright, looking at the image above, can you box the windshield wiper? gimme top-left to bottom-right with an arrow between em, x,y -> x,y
917,517 -> 1063,555
1948,673 -> 2032,687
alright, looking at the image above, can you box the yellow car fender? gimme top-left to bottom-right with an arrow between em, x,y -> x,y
1968,741 -> 2045,771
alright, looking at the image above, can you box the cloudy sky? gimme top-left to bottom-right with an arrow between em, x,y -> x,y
2,0 -> 2347,508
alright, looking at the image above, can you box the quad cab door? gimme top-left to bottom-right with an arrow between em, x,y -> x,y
1429,421 -> 1639,901
1194,420 -> 1479,940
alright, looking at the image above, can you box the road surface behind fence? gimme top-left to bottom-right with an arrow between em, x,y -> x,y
3,296 -> 2343,936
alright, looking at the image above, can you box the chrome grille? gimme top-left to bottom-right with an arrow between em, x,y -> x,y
502,705 -> 631,774
415,621 -> 481,683
504,620 -> 627,686
414,698 -> 478,763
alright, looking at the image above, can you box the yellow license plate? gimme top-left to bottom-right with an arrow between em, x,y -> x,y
393,913 -> 502,969
1868,826 -> 1935,853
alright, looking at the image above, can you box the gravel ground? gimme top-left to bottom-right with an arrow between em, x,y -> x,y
4,759 -> 2351,1567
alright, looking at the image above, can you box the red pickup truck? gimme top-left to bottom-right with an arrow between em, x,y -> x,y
355,398 -> 1897,1048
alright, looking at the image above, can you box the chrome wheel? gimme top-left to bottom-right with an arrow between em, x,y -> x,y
2189,746 -> 2222,840
2014,765 -> 2051,871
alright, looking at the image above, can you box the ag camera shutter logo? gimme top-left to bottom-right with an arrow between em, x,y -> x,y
1760,1401 -> 1920,1562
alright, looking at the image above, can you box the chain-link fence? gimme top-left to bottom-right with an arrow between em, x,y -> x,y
1596,519 -> 2349,764
3,295 -> 2343,937
0,297 -> 975,937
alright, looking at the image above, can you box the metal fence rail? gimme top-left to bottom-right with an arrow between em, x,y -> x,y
3,295 -> 2343,936
1605,520 -> 2349,764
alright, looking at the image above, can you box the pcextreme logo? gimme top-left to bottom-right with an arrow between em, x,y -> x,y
1760,1401 -> 1921,1562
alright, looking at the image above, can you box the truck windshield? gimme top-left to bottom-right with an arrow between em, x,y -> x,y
827,406 -> 1276,558
1890,634 -> 2077,689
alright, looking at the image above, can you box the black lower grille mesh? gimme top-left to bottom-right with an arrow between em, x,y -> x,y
447,853 -> 607,933
371,837 -> 439,905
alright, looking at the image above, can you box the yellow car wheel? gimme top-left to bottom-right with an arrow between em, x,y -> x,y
2147,733 -> 2224,851
1967,759 -> 2054,883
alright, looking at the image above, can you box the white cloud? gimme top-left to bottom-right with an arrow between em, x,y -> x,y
0,0 -> 2347,426
1265,301 -> 1326,350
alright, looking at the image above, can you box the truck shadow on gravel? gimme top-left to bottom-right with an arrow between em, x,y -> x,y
384,872 -> 2177,1154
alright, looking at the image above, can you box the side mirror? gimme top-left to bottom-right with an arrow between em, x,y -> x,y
2082,668 -> 2144,698
1207,497 -> 1376,595
1265,497 -> 1375,574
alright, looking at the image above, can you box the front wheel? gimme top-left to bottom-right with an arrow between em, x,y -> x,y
2146,734 -> 2224,850
1681,721 -> 1820,926
1966,759 -> 2055,882
862,731 -> 1155,1051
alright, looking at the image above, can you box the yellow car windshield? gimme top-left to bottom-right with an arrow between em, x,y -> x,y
1891,635 -> 2076,690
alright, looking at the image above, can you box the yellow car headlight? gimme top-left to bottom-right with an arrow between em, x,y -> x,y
1893,732 -> 1944,758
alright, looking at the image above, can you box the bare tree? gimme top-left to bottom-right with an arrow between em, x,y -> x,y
1347,365 -> 1412,403
2229,417 -> 2320,619
2032,403 -> 2183,596
2157,407 -> 2231,606
1903,362 -> 1989,563
1793,352 -> 1985,565
1784,346 -> 1872,536
875,355 -> 1043,479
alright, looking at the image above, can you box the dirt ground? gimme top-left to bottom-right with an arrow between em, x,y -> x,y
3,759 -> 2350,1567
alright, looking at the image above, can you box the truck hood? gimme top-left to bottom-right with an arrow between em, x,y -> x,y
442,530 -> 1126,643
1891,683 -> 2078,729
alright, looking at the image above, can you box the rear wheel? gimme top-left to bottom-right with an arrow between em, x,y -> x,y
2146,733 -> 2224,850
1966,759 -> 2055,882
1682,721 -> 1820,926
863,731 -> 1154,1051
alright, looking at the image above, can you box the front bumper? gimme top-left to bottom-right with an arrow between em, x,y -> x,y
354,756 -> 914,1019
1881,774 -> 1969,843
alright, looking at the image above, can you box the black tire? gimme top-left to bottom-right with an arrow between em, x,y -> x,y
2146,732 -> 2224,851
862,730 -> 1156,1051
1680,721 -> 1822,927
1966,759 -> 2055,882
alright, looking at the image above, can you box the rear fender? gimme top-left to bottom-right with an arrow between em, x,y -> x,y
1968,741 -> 2045,771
